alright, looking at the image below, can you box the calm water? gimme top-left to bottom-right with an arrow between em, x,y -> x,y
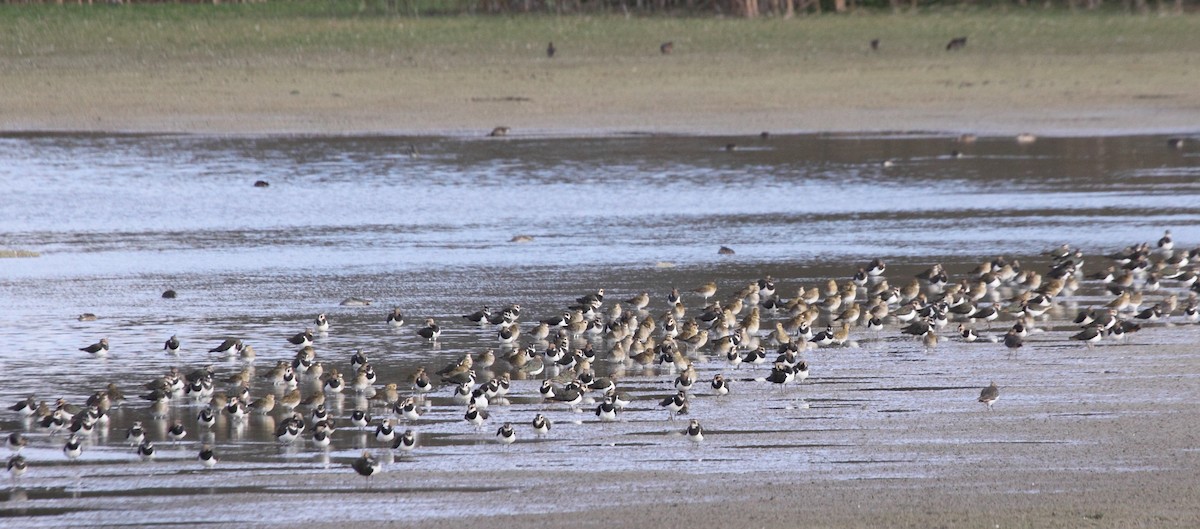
1,132 -> 1198,523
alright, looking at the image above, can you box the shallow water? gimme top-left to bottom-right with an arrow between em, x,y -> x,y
1,132 -> 1199,524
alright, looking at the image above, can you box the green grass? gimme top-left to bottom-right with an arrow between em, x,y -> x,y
1,2 -> 1197,67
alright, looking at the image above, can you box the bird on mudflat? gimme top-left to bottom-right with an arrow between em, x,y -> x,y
80,338 -> 109,356
7,455 -> 27,478
417,318 -> 441,341
659,391 -> 688,420
137,440 -> 156,461
978,382 -> 1000,411
387,308 -> 405,326
351,451 -> 379,485
532,414 -> 552,436
393,430 -> 416,453
209,338 -> 242,355
163,335 -> 180,354
198,445 -> 218,469
684,419 -> 704,442
496,422 -> 517,444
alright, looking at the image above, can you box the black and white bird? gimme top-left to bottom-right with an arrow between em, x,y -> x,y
314,313 -> 330,332
196,407 -> 216,429
198,445 -> 218,468
416,318 -> 441,342
374,419 -> 396,444
209,338 -> 242,355
168,421 -> 187,444
163,335 -> 180,354
137,440 -> 156,461
658,391 -> 689,420
7,432 -> 28,453
594,398 -> 618,422
710,374 -> 730,396
8,396 -> 37,418
351,451 -> 379,485
350,409 -> 371,429
287,328 -> 314,348
464,403 -> 490,430
1070,325 -> 1103,348
7,455 -> 27,478
684,419 -> 705,442
392,429 -> 416,453
387,308 -> 405,326
63,434 -> 83,460
532,414 -> 552,436
80,338 -> 109,356
978,381 -> 1000,411
463,306 -> 492,324
496,422 -> 517,444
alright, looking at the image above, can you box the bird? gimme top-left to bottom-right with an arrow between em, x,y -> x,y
711,374 -> 730,396
168,421 -> 187,444
660,41 -> 674,54
80,338 -> 109,355
8,396 -> 37,417
693,282 -> 717,302
7,432 -> 28,453
463,306 -> 491,324
546,41 -> 556,58
978,382 -> 1000,410
314,313 -> 330,332
209,338 -> 242,355
163,335 -> 180,354
1003,329 -> 1024,352
658,391 -> 688,420
7,455 -> 27,478
684,419 -> 704,442
63,434 -> 83,460
394,397 -> 421,422
387,308 -> 405,326
595,398 -> 618,422
417,318 -> 441,341
870,38 -> 880,51
532,414 -> 552,436
287,328 -> 314,348
196,407 -> 216,429
946,36 -> 967,51
137,440 -> 156,461
765,362 -> 795,390
198,445 -> 218,468
464,403 -> 490,430
351,451 -> 379,485
393,429 -> 417,453
374,419 -> 396,444
1071,325 -> 1104,348
496,422 -> 517,444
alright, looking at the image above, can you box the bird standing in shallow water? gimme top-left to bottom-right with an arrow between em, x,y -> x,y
163,335 -> 180,354
496,422 -> 517,444
351,451 -> 379,486
198,445 -> 217,468
80,338 -> 109,356
978,382 -> 1000,411
684,419 -> 704,442
532,414 -> 552,436
7,455 -> 27,478
417,318 -> 441,342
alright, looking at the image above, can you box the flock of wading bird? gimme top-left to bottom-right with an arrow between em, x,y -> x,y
6,230 -> 1200,484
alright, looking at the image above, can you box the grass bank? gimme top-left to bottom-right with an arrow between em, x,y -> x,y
2,5 -> 1198,135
